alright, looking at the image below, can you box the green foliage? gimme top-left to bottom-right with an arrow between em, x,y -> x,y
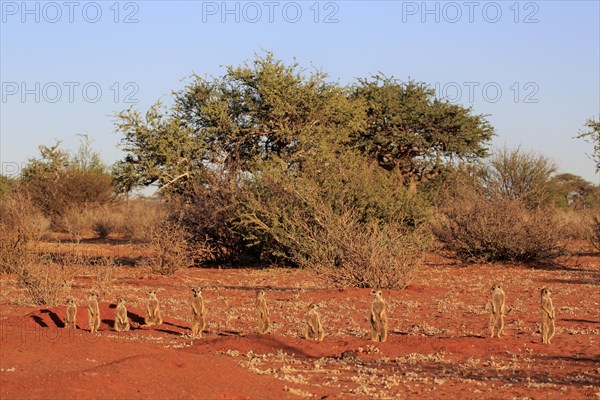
112,53 -> 509,284
350,75 -> 494,189
20,136 -> 114,224
234,154 -> 431,287
114,52 -> 365,194
576,117 -> 600,172
549,173 -> 600,209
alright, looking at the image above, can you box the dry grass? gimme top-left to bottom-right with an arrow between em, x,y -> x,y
113,199 -> 166,241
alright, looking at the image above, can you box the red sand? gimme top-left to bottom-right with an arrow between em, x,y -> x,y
1,245 -> 599,399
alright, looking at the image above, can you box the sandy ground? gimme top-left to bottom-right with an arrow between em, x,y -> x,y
1,241 -> 599,399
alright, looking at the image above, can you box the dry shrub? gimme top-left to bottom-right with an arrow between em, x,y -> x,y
237,165 -> 430,289
90,205 -> 124,239
591,213 -> 600,251
0,189 -> 50,273
92,214 -> 116,239
174,172 -> 249,262
0,189 -> 75,305
61,206 -> 95,243
433,189 -> 567,264
145,221 -> 213,276
22,139 -> 114,227
11,260 -> 76,306
304,214 -> 428,289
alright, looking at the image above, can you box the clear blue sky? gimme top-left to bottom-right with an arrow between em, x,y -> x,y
1,0 -> 599,183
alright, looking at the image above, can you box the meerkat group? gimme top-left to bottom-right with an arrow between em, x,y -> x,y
62,285 -> 557,344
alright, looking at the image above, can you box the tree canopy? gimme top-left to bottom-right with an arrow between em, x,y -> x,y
114,53 -> 494,194
350,75 -> 494,189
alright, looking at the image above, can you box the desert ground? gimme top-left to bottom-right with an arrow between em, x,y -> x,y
1,239 -> 599,399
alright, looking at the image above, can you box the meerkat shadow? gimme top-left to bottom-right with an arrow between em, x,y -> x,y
252,335 -> 313,359
163,321 -> 188,330
108,303 -> 117,309
126,311 -> 145,325
217,330 -> 243,337
155,328 -> 181,336
31,315 -> 48,328
101,319 -> 115,329
561,318 -> 599,324
39,309 -> 64,328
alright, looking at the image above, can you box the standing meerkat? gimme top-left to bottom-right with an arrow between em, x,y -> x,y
144,290 -> 163,326
87,292 -> 100,334
370,290 -> 388,342
114,298 -> 130,332
489,284 -> 506,338
305,303 -> 324,342
540,288 -> 556,344
64,297 -> 77,329
190,287 -> 206,338
255,290 -> 270,334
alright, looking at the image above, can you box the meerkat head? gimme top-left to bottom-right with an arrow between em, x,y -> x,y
148,290 -> 156,297
118,297 -> 126,304
541,287 -> 552,296
491,284 -> 502,292
308,303 -> 319,311
257,289 -> 265,298
89,292 -> 98,300
371,290 -> 383,298
192,287 -> 202,297
66,297 -> 75,305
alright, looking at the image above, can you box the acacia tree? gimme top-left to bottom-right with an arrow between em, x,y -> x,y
548,173 -> 599,209
114,52 -> 365,193
350,75 -> 494,190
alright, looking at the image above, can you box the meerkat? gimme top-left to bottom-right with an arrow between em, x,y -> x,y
305,303 -> 324,342
114,298 -> 130,332
489,284 -> 506,338
255,289 -> 270,334
87,292 -> 100,334
541,288 -> 556,344
144,290 -> 163,326
370,290 -> 388,342
64,297 -> 77,329
190,287 -> 206,338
